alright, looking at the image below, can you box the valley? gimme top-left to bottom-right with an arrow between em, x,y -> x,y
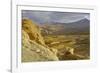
43,34 -> 90,60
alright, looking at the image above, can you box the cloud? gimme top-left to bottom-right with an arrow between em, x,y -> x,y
51,12 -> 89,23
22,10 -> 90,24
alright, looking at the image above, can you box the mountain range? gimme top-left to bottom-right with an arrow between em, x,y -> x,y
39,18 -> 90,35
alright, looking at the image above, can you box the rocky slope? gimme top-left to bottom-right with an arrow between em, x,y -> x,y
22,19 -> 45,45
22,19 -> 58,62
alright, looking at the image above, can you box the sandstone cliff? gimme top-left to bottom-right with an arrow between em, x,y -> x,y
22,19 -> 45,45
22,19 -> 58,62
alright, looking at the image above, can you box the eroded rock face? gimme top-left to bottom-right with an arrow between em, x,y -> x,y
22,19 -> 45,45
22,19 -> 58,62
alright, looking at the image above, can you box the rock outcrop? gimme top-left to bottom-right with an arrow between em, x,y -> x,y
22,19 -> 58,62
22,19 -> 45,45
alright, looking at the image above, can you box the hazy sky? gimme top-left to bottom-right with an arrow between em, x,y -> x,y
22,10 -> 90,24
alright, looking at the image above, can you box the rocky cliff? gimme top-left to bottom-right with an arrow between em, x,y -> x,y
22,19 -> 45,45
22,19 -> 58,62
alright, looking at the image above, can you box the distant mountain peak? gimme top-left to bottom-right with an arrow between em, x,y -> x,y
51,18 -> 89,24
